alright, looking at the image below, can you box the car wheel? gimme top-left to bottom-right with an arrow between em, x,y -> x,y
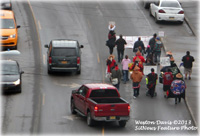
14,45 -> 17,50
87,111 -> 94,126
48,67 -> 52,74
71,99 -> 77,114
149,8 -> 153,17
144,2 -> 150,9
17,84 -> 22,93
119,121 -> 126,127
76,69 -> 81,75
155,14 -> 159,23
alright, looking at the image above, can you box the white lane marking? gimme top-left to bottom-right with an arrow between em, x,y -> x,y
38,20 -> 41,30
43,54 -> 46,65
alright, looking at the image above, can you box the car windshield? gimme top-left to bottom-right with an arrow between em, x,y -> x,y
52,48 -> 76,56
160,1 -> 181,8
0,19 -> 15,29
1,63 -> 19,75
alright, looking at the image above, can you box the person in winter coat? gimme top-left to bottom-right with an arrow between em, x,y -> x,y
170,73 -> 186,104
107,30 -> 116,55
130,66 -> 143,98
115,34 -> 127,62
149,33 -> 157,52
133,51 -> 145,63
154,37 -> 163,64
182,51 -> 195,80
147,68 -> 158,98
111,64 -> 121,90
162,69 -> 173,97
121,55 -> 131,84
106,54 -> 116,74
133,37 -> 145,55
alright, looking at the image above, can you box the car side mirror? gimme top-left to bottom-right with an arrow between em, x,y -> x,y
44,44 -> 49,48
17,25 -> 20,28
21,71 -> 24,74
72,90 -> 77,94
80,45 -> 84,48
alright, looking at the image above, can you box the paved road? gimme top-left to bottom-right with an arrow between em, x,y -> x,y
1,0 -> 198,135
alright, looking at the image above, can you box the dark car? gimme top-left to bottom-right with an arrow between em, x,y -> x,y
44,39 -> 84,74
1,60 -> 24,93
1,0 -> 12,10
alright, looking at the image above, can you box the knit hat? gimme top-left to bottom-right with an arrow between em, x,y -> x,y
176,73 -> 183,79
134,66 -> 140,71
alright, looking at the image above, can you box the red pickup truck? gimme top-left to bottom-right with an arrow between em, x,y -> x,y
70,83 -> 130,127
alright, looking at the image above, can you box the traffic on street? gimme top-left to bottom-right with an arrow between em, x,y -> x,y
1,0 -> 199,135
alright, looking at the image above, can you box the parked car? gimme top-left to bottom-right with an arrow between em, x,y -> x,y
71,83 -> 130,127
1,0 -> 12,10
149,0 -> 184,23
44,39 -> 84,74
0,10 -> 20,50
1,60 -> 24,93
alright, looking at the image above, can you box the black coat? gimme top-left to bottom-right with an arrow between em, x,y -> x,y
182,55 -> 195,68
115,38 -> 127,51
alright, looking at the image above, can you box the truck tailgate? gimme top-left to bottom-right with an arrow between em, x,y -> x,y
94,103 -> 130,117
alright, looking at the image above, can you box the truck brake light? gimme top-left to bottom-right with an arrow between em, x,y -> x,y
49,57 -> 52,64
94,106 -> 98,112
77,57 -> 80,64
128,106 -> 130,112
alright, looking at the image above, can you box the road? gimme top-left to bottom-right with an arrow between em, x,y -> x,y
1,0 -> 198,135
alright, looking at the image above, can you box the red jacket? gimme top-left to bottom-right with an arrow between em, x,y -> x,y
163,72 -> 173,85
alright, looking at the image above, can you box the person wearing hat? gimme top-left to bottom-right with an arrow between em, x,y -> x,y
130,66 -> 143,98
106,55 -> 116,75
170,73 -> 186,104
154,37 -> 163,64
111,64 -> 121,90
107,28 -> 116,55
147,68 -> 158,98
133,51 -> 145,74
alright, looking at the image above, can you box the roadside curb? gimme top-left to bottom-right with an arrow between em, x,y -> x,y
184,15 -> 196,36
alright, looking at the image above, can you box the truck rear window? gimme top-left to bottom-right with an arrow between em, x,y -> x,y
89,89 -> 119,97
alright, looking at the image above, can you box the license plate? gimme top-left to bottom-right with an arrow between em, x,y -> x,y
110,116 -> 116,120
61,61 -> 67,64
169,17 -> 174,20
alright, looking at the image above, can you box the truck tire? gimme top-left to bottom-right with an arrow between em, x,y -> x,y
71,99 -> 77,114
119,121 -> 126,127
87,111 -> 95,126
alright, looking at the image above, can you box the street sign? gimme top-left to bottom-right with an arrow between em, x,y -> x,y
160,57 -> 170,67
143,65 -> 158,75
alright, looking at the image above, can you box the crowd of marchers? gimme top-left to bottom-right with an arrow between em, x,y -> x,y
105,24 -> 195,104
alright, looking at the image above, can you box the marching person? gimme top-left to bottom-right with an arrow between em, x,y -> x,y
154,37 -> 163,64
147,68 -> 158,98
133,37 -> 145,55
111,64 -> 121,90
148,33 -> 157,53
170,73 -> 186,104
115,34 -> 127,62
162,69 -> 173,97
106,55 -> 116,79
106,25 -> 116,55
182,51 -> 195,80
130,66 -> 143,98
121,55 -> 131,84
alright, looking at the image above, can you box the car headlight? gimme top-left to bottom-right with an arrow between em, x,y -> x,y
13,79 -> 20,85
10,34 -> 16,38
